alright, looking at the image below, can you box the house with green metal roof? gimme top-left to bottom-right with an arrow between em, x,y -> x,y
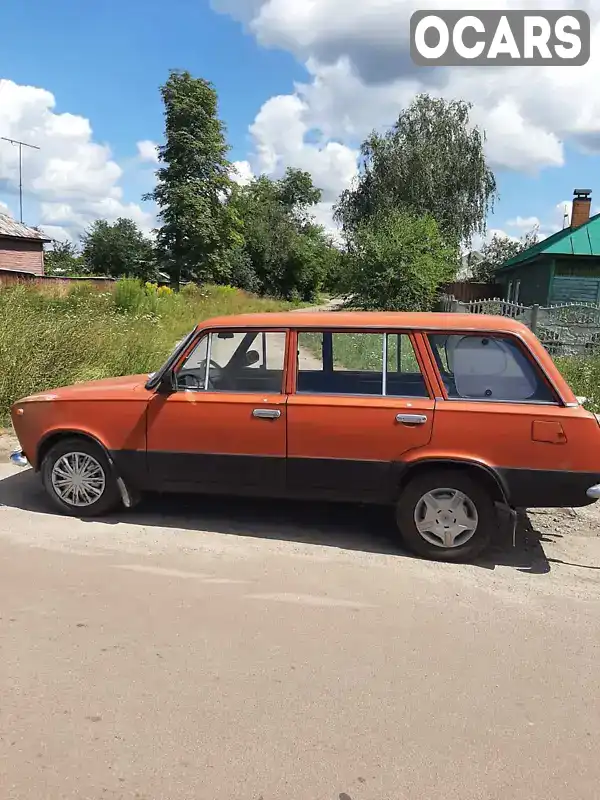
495,190 -> 600,306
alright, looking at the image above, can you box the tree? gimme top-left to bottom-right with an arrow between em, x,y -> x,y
341,209 -> 457,312
44,240 -> 85,276
474,226 -> 540,283
335,94 -> 497,248
277,168 -> 322,225
228,170 -> 337,301
146,70 -> 237,288
81,218 -> 156,279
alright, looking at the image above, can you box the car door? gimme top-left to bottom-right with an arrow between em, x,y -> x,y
145,328 -> 288,496
286,329 -> 435,503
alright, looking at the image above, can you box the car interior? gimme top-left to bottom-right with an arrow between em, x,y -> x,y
428,333 -> 557,403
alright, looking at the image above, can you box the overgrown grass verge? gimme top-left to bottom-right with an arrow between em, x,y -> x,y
557,354 -> 600,413
0,280 -> 293,421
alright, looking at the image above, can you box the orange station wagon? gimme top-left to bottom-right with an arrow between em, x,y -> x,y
10,311 -> 600,562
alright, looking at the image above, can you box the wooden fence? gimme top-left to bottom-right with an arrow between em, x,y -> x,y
440,281 -> 502,302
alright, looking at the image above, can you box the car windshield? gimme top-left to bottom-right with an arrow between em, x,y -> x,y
145,328 -> 196,390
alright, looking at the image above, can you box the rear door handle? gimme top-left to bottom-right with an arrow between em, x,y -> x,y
253,408 -> 281,420
396,414 -> 428,425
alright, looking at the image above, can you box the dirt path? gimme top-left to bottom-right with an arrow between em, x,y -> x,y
0,482 -> 599,800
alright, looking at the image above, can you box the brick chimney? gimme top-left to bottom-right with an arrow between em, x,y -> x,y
571,189 -> 592,229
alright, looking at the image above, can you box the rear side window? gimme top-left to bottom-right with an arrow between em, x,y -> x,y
296,331 -> 429,398
428,334 -> 556,404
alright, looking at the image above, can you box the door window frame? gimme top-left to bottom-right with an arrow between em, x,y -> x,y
170,327 -> 291,395
289,328 -> 437,399
423,330 -> 562,406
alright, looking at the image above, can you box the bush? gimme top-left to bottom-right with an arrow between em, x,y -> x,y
342,209 -> 457,311
557,354 -> 600,413
114,277 -> 145,313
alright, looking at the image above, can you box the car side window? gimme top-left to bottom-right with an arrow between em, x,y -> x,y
296,331 -> 429,398
176,330 -> 286,393
427,333 -> 556,403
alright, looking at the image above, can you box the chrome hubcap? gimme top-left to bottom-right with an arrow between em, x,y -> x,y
414,487 -> 478,549
51,452 -> 106,507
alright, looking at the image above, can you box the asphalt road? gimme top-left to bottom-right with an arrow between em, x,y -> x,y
1,462 -> 599,800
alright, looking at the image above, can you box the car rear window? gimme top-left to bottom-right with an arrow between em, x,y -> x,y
427,333 -> 556,403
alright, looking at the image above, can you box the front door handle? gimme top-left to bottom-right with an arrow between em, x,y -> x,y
253,408 -> 281,420
396,414 -> 428,425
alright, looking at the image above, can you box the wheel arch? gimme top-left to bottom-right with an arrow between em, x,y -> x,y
397,458 -> 509,505
37,429 -> 112,472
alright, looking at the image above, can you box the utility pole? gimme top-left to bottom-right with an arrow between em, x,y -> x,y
0,136 -> 40,223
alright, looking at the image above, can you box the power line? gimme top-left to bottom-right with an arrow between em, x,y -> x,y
0,136 -> 40,223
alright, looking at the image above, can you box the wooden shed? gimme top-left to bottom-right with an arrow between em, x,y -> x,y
495,190 -> 600,306
0,214 -> 50,276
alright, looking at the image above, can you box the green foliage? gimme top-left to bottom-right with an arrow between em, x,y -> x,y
146,70 -> 237,288
229,168 -> 336,301
335,94 -> 497,248
81,218 -> 156,280
0,281 -> 293,420
557,354 -> 600,413
342,209 -> 457,311
473,227 -> 540,283
44,240 -> 85,276
113,277 -> 146,313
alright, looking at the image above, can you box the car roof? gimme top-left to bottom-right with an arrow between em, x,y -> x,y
199,311 -> 529,334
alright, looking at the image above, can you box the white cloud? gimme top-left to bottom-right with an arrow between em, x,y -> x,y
215,0 -> 600,219
136,139 -> 159,164
506,216 -> 542,231
469,227 -> 518,254
230,160 -> 254,186
247,93 -> 359,203
0,79 -> 153,238
0,201 -> 13,218
40,225 -> 73,244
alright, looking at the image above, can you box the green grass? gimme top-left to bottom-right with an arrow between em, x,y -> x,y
557,354 -> 600,412
0,280 -> 294,421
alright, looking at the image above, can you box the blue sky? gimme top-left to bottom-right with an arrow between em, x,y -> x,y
0,0 -> 599,246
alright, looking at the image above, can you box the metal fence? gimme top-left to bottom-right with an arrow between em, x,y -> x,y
440,295 -> 600,357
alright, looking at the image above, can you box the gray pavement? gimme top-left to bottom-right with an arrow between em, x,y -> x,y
0,462 -> 599,800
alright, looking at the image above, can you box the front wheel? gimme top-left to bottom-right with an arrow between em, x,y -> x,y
41,438 -> 121,517
396,469 -> 497,562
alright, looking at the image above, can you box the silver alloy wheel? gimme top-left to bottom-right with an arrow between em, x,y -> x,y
50,452 -> 106,508
414,487 -> 479,549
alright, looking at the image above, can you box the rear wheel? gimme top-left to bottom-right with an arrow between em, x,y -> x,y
41,438 -> 121,517
396,469 -> 496,562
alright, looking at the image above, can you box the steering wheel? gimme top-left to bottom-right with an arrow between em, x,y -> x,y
177,360 -> 222,390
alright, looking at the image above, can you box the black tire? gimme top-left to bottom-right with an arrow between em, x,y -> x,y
41,437 -> 121,517
396,469 -> 496,562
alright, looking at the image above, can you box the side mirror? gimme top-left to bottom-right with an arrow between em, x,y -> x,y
244,350 -> 260,367
157,371 -> 176,394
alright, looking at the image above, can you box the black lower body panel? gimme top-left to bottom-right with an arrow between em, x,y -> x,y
497,468 -> 600,508
110,450 -> 600,509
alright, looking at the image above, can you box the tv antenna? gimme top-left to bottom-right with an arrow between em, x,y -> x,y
1,136 -> 40,223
